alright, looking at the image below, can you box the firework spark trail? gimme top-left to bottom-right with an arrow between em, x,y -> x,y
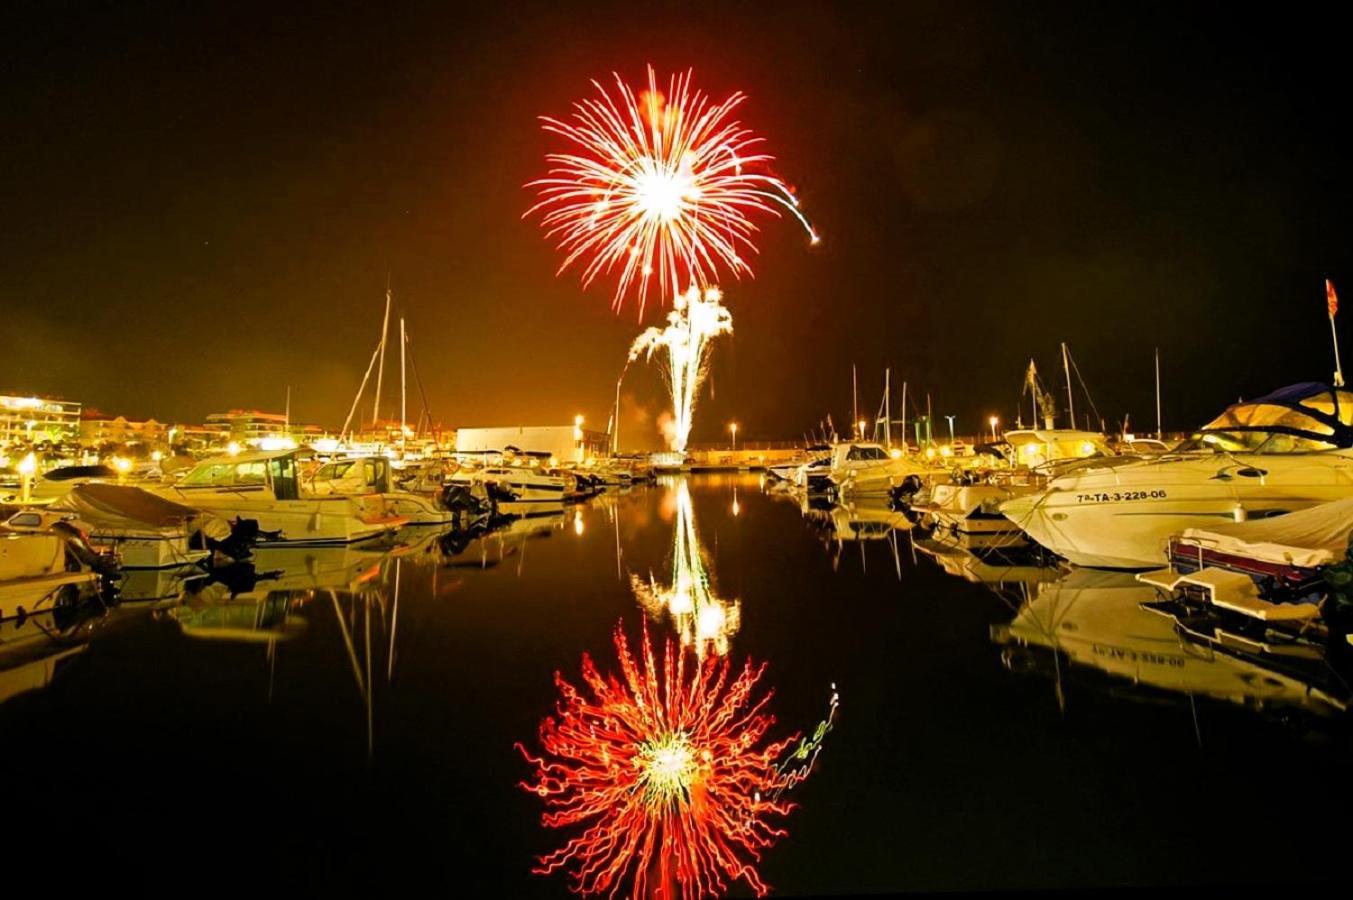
631,479 -> 740,657
629,285 -> 732,453
518,623 -> 827,899
526,66 -> 818,315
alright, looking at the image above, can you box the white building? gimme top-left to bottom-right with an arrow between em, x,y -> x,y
0,394 -> 82,446
454,424 -> 609,464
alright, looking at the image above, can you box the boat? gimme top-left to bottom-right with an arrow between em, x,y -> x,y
27,482 -> 232,569
448,463 -> 571,504
3,463 -> 119,505
1132,497 -> 1353,650
767,444 -> 830,482
305,456 -> 453,525
151,449 -> 407,546
826,441 -> 949,497
1000,384 -> 1353,569
909,431 -> 1111,542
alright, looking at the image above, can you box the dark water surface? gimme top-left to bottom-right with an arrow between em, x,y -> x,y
3,475 -> 1350,895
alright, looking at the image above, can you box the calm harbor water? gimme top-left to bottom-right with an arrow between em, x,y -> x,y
3,474 -> 1351,894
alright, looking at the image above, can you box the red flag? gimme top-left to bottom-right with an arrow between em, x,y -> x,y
1328,278 -> 1339,318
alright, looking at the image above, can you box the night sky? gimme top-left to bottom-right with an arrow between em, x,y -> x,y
5,2 -> 1352,448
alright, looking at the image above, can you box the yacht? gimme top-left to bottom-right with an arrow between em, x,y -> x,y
826,441 -> 944,497
305,456 -> 452,525
1000,384 -> 1353,569
448,464 -> 570,503
152,449 -> 407,546
767,444 -> 830,482
912,430 -> 1112,542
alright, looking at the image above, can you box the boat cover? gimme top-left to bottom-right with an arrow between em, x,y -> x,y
1197,382 -> 1353,449
1176,497 -> 1353,568
51,483 -> 230,538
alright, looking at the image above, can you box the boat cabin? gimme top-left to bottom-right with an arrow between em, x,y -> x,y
1183,383 -> 1353,453
176,450 -> 303,500
1003,430 -> 1112,468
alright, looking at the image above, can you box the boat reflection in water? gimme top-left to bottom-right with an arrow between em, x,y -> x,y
0,579 -> 109,706
631,479 -> 740,656
518,621 -> 836,899
991,567 -> 1350,722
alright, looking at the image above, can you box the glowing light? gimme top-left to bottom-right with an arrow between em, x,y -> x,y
526,67 -> 817,314
631,479 -> 739,657
889,448 -> 903,459
112,456 -> 132,473
924,447 -> 936,460
256,436 -> 298,451
311,437 -> 340,453
225,441 -> 241,456
629,286 -> 732,452
517,622 -> 827,898
573,513 -> 585,536
939,445 -> 953,458
1080,441 -> 1096,456
150,450 -> 164,462
17,453 -> 37,476
857,419 -> 867,437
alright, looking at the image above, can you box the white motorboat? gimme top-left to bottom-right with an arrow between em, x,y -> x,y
305,456 -> 452,525
2,463 -> 119,505
152,450 -> 407,546
826,441 -> 943,496
0,527 -> 102,620
1001,384 -> 1353,569
449,464 -> 570,503
31,482 -> 230,569
768,445 -> 830,482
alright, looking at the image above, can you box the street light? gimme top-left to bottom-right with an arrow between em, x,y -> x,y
945,414 -> 956,447
988,415 -> 1000,442
729,422 -> 738,451
857,419 -> 867,439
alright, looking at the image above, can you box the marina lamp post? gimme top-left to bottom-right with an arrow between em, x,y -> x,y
857,419 -> 867,440
574,415 -> 585,463
729,422 -> 738,451
945,414 -> 956,446
988,415 -> 1000,442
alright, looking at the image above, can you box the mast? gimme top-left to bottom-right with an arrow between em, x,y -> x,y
884,368 -> 891,449
852,364 -> 858,439
1061,342 -> 1076,430
1154,347 -> 1162,440
400,317 -> 407,453
372,286 -> 391,430
285,385 -> 290,430
900,381 -> 907,450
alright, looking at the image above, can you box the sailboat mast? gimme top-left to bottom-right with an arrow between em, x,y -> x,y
372,287 -> 391,430
884,368 -> 891,450
900,381 -> 907,449
852,364 -> 858,439
1061,342 -> 1076,430
1154,347 -> 1162,440
400,317 -> 407,451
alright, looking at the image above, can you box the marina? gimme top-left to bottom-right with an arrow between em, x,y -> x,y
7,3 -> 1353,896
3,476 -> 1353,895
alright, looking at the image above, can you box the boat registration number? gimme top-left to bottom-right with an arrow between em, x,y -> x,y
1075,490 -> 1167,503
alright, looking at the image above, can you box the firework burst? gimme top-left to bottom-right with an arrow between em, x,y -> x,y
629,285 -> 732,453
518,623 -> 830,899
526,66 -> 818,315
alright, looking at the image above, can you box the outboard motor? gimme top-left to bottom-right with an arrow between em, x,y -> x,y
51,520 -> 120,577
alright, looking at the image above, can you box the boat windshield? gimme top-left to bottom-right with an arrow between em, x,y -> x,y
846,445 -> 889,461
182,461 -> 269,487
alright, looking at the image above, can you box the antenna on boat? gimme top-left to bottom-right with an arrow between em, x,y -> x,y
1154,347 -> 1163,440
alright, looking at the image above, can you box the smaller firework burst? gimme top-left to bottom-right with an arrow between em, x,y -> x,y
629,285 -> 732,453
518,623 -> 829,899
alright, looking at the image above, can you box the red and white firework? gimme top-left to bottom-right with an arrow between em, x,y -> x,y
526,66 -> 818,316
